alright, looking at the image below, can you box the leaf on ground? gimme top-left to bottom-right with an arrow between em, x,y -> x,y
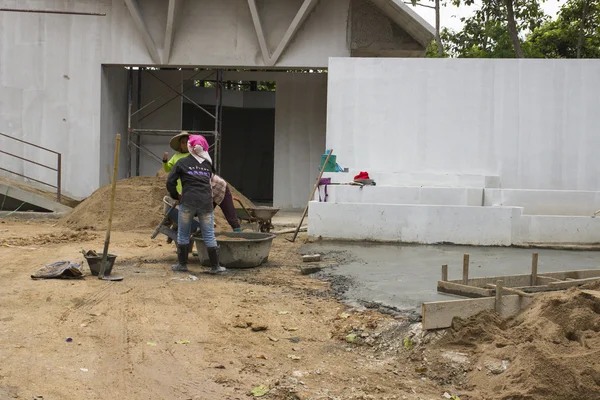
250,385 -> 270,397
288,354 -> 301,361
278,311 -> 291,315
339,313 -> 351,319
175,340 -> 190,345
146,342 -> 157,347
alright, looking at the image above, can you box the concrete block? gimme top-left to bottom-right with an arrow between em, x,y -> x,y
302,254 -> 321,262
322,170 -> 499,188
314,185 -> 482,206
300,265 -> 323,275
484,188 -> 600,216
516,215 -> 600,244
308,202 -> 520,245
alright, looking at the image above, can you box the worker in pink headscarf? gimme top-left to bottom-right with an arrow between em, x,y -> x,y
188,135 -> 242,233
163,132 -> 242,233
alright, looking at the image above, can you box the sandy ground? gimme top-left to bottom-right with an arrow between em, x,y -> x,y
0,220 -> 444,400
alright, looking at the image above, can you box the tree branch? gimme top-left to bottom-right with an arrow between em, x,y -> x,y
405,2 -> 437,9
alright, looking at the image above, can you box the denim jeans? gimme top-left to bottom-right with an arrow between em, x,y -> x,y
177,204 -> 217,248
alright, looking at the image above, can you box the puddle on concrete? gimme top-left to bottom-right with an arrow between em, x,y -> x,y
302,241 -> 600,317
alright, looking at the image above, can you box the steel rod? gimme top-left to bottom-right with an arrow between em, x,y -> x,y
136,69 -> 142,176
127,68 -> 133,178
0,8 -> 106,16
0,150 -> 57,171
0,167 -> 57,189
56,154 -> 62,202
0,132 -> 60,154
146,70 -> 216,120
131,70 -> 215,118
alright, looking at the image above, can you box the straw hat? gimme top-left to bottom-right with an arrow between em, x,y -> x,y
169,131 -> 190,152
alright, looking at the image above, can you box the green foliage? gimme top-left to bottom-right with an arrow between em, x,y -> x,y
526,0 -> 600,58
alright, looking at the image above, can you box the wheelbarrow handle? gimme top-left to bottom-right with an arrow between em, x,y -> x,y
234,198 -> 253,218
151,204 -> 176,239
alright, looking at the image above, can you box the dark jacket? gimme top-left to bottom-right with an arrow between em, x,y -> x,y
166,156 -> 213,213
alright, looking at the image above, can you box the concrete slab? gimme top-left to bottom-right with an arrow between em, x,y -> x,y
0,182 -> 71,213
302,241 -> 600,316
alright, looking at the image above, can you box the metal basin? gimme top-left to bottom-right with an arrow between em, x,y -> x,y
248,206 -> 280,221
192,232 -> 276,269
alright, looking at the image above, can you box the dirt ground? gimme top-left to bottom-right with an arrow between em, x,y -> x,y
3,219 -> 600,400
0,220 -> 444,400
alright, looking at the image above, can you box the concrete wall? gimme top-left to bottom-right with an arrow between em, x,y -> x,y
274,73 -> 328,209
0,0 -> 416,199
350,0 -> 424,57
327,58 -> 600,192
100,66 -> 129,187
516,215 -> 600,244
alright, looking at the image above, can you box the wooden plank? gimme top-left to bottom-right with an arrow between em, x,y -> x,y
548,277 -> 600,290
441,264 -> 448,282
486,283 -> 534,298
537,275 -> 562,284
542,270 -> 600,280
495,280 -> 503,312
581,289 -> 600,299
531,253 -> 538,286
447,275 -> 531,288
462,254 -> 469,285
437,281 -> 494,298
422,295 -> 535,330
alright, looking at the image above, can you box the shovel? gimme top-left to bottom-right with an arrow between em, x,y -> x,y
98,133 -> 124,281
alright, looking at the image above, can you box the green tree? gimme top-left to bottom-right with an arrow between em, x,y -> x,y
526,0 -> 600,58
440,0 -> 548,58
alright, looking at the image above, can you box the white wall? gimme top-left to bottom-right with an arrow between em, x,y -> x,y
326,58 -> 600,192
100,66 -> 129,187
274,73 -> 328,209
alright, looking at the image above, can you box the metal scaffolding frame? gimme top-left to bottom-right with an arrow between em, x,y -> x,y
126,67 -> 224,177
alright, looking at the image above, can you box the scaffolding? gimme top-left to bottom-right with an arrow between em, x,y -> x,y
126,68 -> 224,177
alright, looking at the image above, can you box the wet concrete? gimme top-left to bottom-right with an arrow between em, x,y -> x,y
302,242 -> 600,317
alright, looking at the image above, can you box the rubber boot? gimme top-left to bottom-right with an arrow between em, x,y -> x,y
172,244 -> 189,272
233,228 -> 242,232
207,246 -> 226,274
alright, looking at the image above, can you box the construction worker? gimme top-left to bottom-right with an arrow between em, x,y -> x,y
167,135 -> 225,274
163,132 -> 242,232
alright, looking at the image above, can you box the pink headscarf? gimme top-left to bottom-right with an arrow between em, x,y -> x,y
187,135 -> 212,165
188,135 -> 209,152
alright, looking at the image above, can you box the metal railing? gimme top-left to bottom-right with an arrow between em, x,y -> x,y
0,132 -> 62,202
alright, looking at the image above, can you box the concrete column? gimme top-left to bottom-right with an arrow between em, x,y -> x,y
273,73 -> 327,210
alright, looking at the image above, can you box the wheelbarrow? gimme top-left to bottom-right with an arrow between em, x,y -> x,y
234,199 -> 280,233
151,198 -> 201,253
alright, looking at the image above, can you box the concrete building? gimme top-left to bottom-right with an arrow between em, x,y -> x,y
0,0 -> 434,208
309,58 -> 600,245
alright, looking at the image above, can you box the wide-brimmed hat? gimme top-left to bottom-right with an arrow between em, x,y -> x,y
169,131 -> 190,152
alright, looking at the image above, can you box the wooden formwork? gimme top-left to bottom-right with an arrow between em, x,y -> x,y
422,253 -> 600,330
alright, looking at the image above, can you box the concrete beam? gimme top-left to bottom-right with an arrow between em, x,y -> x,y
268,0 -> 320,67
0,183 -> 72,213
369,0 -> 435,47
247,0 -> 320,67
124,0 -> 162,64
164,0 -> 182,64
247,0 -> 271,66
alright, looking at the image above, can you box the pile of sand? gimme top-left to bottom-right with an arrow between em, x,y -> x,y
60,176 -> 254,232
438,288 -> 600,399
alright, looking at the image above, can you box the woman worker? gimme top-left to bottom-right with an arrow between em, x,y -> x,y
162,131 -> 242,232
166,135 -> 226,274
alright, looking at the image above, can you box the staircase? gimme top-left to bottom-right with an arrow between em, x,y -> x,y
0,132 -> 71,215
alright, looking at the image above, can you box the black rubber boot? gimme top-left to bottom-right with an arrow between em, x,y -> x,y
207,246 -> 226,274
172,244 -> 189,272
